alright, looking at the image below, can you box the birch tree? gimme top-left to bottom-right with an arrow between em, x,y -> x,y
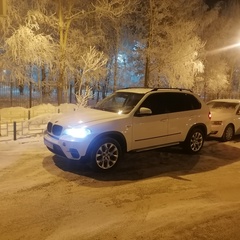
74,46 -> 108,106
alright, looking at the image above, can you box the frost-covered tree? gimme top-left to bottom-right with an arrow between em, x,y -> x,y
219,0 -> 240,94
4,26 -> 55,80
0,0 -> 134,105
0,0 -> 56,91
205,56 -> 229,97
25,0 -> 106,104
201,0 -> 240,99
93,0 -> 139,92
141,0 -> 217,89
74,46 -> 108,106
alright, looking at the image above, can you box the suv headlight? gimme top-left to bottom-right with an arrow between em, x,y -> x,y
64,127 -> 91,138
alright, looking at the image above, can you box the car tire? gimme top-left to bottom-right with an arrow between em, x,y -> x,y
89,137 -> 122,171
183,128 -> 204,154
221,124 -> 234,142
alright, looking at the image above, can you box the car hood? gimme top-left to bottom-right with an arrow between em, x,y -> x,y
50,107 -> 126,127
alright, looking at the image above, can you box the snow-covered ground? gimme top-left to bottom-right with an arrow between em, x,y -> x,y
0,103 -> 79,169
2,103 -> 240,239
1,124 -> 240,239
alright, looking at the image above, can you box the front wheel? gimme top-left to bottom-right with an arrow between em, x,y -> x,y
183,128 -> 204,154
89,137 -> 122,171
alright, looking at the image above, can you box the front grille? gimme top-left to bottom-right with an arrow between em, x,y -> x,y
47,122 -> 53,132
47,122 -> 63,136
52,125 -> 63,136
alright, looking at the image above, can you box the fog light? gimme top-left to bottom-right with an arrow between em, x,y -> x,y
69,148 -> 80,158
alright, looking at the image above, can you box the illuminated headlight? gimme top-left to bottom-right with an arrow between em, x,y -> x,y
64,127 -> 91,138
212,121 -> 223,125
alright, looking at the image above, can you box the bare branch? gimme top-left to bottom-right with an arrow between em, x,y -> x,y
93,0 -> 133,18
81,46 -> 108,74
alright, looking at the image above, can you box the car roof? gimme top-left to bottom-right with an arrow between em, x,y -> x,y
116,88 -> 153,94
208,99 -> 240,104
116,87 -> 193,94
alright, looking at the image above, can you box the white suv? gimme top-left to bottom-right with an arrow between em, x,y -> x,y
44,88 -> 211,171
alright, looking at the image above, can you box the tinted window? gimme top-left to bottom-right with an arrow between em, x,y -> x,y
138,92 -> 201,115
164,93 -> 201,113
185,94 -> 202,110
138,93 -> 168,115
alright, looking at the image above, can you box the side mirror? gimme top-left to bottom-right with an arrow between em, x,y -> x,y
137,107 -> 152,116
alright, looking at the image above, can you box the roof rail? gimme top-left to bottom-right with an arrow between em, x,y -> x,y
151,88 -> 192,92
117,87 -> 193,93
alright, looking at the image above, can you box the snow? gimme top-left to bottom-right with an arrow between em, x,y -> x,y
0,103 -> 77,142
0,104 -> 65,169
1,104 -> 240,239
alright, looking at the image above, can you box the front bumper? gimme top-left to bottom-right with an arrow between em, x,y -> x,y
209,125 -> 224,138
44,133 -> 89,160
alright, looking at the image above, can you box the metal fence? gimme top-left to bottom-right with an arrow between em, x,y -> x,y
0,80 -> 77,109
0,121 -> 46,141
0,80 -> 107,109
0,103 -> 77,141
1,79 -> 240,109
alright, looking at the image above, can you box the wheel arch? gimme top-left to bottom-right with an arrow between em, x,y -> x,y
86,131 -> 127,157
186,123 -> 208,140
182,123 -> 206,153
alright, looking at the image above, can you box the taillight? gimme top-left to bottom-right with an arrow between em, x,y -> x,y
208,112 -> 212,120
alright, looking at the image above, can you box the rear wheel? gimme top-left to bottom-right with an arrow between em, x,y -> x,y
183,128 -> 204,153
221,124 -> 234,142
89,137 -> 122,171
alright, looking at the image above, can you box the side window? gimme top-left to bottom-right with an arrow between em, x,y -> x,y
137,93 -> 167,115
185,94 -> 201,110
164,93 -> 201,113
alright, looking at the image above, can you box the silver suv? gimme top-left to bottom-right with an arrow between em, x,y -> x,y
44,88 -> 211,171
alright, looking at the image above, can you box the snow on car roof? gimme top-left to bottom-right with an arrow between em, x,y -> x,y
116,88 -> 153,94
208,99 -> 240,103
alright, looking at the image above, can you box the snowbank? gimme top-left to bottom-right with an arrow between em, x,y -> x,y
0,103 -> 78,142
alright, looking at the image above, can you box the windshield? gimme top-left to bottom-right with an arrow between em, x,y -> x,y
94,92 -> 144,114
207,101 -> 238,113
